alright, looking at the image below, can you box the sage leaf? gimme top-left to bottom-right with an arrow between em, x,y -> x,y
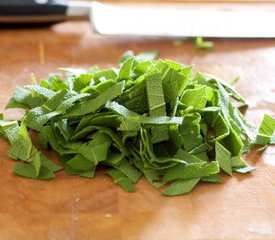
0,51 -> 273,196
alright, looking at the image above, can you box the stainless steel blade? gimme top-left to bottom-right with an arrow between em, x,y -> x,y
89,2 -> 275,38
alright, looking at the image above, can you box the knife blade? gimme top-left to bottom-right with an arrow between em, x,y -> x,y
1,0 -> 275,38
90,2 -> 275,38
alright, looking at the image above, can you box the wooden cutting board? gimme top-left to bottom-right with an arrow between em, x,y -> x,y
0,21 -> 275,240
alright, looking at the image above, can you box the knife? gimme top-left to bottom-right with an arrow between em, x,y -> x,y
1,0 -> 275,38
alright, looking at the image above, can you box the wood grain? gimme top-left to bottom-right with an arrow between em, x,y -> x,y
0,20 -> 275,240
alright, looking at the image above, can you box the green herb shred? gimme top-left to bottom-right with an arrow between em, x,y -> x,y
0,51 -> 274,196
195,37 -> 214,50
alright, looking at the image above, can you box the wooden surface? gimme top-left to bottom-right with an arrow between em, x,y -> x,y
0,20 -> 275,240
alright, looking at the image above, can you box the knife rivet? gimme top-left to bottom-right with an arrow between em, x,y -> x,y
35,0 -> 48,4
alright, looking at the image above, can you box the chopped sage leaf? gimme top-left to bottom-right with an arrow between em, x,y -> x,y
0,51 -> 273,196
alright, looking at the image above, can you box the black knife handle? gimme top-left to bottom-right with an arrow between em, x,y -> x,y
0,0 -> 68,16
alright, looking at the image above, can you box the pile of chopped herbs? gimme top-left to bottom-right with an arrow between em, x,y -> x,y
0,51 -> 274,196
